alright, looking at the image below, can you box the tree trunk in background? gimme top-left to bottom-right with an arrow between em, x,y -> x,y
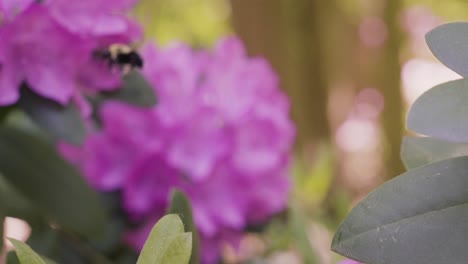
230,0 -> 330,158
229,0 -> 285,73
280,0 -> 330,151
375,0 -> 405,178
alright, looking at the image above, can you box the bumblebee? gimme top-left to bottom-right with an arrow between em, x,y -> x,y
93,44 -> 143,73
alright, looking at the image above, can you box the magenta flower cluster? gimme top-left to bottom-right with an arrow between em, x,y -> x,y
0,0 -> 140,106
61,38 -> 295,263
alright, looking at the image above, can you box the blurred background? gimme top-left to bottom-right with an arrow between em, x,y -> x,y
0,1 -> 444,264
130,0 -> 466,263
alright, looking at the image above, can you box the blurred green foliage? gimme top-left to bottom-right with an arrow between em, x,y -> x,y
292,145 -> 334,209
129,1 -> 468,263
336,0 -> 468,20
134,0 -> 231,46
9,215 -> 193,264
405,0 -> 468,20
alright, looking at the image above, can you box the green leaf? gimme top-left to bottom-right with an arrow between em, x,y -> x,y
401,136 -> 468,169
136,214 -> 188,264
160,233 -> 192,264
407,78 -> 468,142
18,87 -> 86,145
0,174 -> 41,222
7,239 -> 57,264
289,205 -> 319,264
8,238 -> 47,264
331,156 -> 468,264
40,256 -> 57,264
0,105 -> 17,123
0,126 -> 106,238
293,144 -> 334,206
426,22 -> 468,77
167,189 -> 200,264
100,71 -> 157,107
26,226 -> 61,261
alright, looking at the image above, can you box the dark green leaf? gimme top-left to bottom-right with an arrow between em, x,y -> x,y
407,78 -> 468,142
26,226 -> 61,260
401,136 -> 468,169
167,189 -> 200,264
7,251 -> 20,264
100,71 -> 156,107
18,88 -> 86,145
7,254 -> 55,264
0,174 -> 41,222
0,105 -> 17,123
136,214 -> 185,264
115,252 -> 138,264
55,230 -> 113,264
0,126 -> 106,238
42,257 -> 57,264
8,238 -> 47,264
426,22 -> 468,77
90,217 -> 126,254
332,156 -> 468,264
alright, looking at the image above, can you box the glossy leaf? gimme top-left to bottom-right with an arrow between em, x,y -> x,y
18,88 -> 86,145
401,136 -> 468,169
332,156 -> 468,264
0,126 -> 106,238
167,189 -> 200,264
407,78 -> 468,142
426,22 -> 468,77
136,214 -> 188,264
100,71 -> 156,107
8,238 -> 47,264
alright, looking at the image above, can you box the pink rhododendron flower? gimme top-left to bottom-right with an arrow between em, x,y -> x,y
48,0 -> 140,36
0,0 -> 141,106
0,0 -> 34,20
61,37 -> 295,263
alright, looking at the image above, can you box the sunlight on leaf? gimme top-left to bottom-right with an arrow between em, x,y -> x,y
167,189 -> 200,264
136,214 -> 192,264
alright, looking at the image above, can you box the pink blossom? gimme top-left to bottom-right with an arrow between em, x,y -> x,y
62,37 -> 295,263
0,0 -> 35,20
0,0 -> 141,106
